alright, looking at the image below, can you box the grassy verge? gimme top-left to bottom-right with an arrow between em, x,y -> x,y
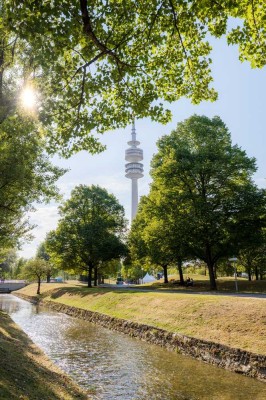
17,282 -> 266,356
149,274 -> 266,293
0,310 -> 91,400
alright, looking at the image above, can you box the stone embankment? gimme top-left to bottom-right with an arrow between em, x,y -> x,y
16,293 -> 266,382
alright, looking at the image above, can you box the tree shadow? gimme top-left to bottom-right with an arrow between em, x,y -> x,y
49,286 -> 114,299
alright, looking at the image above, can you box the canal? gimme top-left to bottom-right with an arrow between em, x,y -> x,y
0,294 -> 265,399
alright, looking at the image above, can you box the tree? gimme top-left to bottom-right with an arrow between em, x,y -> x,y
130,198 -> 169,284
150,115 -> 266,290
238,232 -> 266,281
1,1 -> 265,155
47,185 -> 127,287
0,3 -> 66,249
0,248 -> 17,279
36,241 -> 58,283
21,258 -> 49,295
0,43 -> 66,249
129,190 -> 189,284
97,259 -> 122,284
0,123 -> 66,248
13,257 -> 27,279
0,25 -> 66,248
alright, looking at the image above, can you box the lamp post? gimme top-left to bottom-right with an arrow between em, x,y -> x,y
229,257 -> 238,292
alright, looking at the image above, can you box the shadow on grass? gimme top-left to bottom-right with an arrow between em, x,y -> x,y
45,278 -> 266,303
0,311 -> 88,400
50,286 -> 113,300
149,278 -> 266,294
49,286 -> 146,301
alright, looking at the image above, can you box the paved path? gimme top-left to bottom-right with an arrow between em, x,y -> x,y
99,284 -> 266,299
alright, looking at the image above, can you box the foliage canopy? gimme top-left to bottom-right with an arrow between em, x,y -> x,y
47,185 -> 127,286
1,1 -> 265,155
143,114 -> 266,290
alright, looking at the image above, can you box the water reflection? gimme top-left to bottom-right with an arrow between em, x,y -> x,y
0,294 -> 265,399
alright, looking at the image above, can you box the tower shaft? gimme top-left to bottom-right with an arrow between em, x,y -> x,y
125,120 -> 144,220
131,178 -> 138,221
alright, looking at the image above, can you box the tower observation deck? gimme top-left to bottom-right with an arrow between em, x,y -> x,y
125,121 -> 144,220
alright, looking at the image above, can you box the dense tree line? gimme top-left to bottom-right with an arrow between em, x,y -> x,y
129,115 -> 266,290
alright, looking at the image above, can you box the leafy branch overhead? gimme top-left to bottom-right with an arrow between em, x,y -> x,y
2,1 -> 266,155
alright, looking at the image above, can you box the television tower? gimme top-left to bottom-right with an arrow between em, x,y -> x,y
125,120 -> 144,220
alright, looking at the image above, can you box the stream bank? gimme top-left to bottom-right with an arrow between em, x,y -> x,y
0,309 -> 90,400
15,291 -> 266,382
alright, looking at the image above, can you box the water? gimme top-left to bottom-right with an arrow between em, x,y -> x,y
0,294 -> 265,399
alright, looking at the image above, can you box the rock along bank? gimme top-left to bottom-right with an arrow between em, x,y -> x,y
15,292 -> 266,383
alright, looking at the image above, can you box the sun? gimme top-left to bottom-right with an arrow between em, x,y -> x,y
20,87 -> 37,109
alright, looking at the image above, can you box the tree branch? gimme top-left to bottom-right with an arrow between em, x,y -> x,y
168,0 -> 194,77
146,3 -> 164,42
79,0 -> 132,68
251,0 -> 262,47
211,1 -> 224,9
76,65 -> 86,122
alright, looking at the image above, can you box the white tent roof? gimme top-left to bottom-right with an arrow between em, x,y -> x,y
142,273 -> 156,283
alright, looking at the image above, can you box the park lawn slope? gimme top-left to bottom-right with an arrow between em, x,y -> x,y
0,310 -> 90,400
16,283 -> 266,356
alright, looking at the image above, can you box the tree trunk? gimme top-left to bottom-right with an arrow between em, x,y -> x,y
205,245 -> 217,290
87,265 -> 92,288
46,271 -> 51,283
37,277 -> 41,295
177,259 -> 184,285
97,274 -> 104,285
255,265 -> 259,280
98,273 -> 104,285
162,265 -> 168,284
207,263 -> 217,290
213,264 -> 217,279
247,268 -> 252,281
94,266 -> 98,286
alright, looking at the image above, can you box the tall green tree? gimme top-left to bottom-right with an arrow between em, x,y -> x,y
238,230 -> 266,281
129,193 -> 188,284
47,185 -> 127,287
36,240 -> 58,283
150,115 -> 266,290
1,1 -> 265,155
21,258 -> 49,295
0,248 -> 17,279
14,257 -> 27,279
0,123 -> 65,248
0,13 -> 66,248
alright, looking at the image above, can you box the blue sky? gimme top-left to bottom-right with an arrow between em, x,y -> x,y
19,36 -> 266,258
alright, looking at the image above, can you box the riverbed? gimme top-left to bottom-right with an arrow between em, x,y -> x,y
0,294 -> 265,399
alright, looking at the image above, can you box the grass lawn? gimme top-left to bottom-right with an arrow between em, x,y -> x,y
0,310 -> 91,400
17,282 -> 266,356
148,274 -> 266,293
